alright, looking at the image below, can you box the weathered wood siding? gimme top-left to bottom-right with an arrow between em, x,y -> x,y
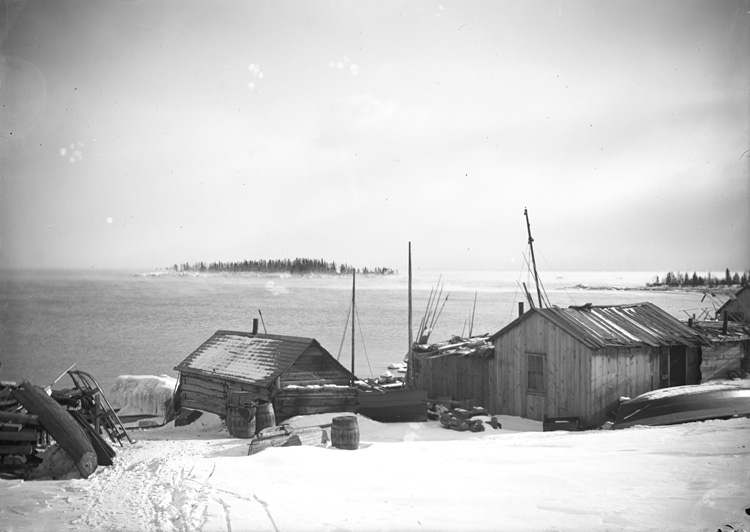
492,313 -> 704,427
587,346 -> 661,426
280,346 -> 353,387
491,312 -> 593,423
700,341 -> 749,381
411,351 -> 491,407
274,387 -> 358,422
177,373 -> 269,417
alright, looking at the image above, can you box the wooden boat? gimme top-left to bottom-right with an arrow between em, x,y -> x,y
347,243 -> 427,423
612,381 -> 750,429
358,386 -> 428,422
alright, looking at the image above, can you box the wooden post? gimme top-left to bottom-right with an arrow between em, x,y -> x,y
722,311 -> 728,335
407,242 -> 413,388
351,270 -> 356,377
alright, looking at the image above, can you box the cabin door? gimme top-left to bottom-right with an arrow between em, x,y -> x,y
659,347 -> 687,388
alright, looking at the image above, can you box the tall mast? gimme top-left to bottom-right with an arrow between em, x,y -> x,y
351,269 -> 356,375
524,207 -> 544,308
407,242 -> 413,388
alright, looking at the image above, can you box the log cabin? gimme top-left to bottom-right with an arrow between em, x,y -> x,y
488,302 -> 706,428
173,329 -> 358,423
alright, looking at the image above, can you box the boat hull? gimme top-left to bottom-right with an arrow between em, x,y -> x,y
613,382 -> 750,429
357,388 -> 428,422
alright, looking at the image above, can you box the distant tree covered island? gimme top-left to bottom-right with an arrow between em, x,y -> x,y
167,258 -> 397,276
648,268 -> 749,288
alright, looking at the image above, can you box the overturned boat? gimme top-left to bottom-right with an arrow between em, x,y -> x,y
613,381 -> 750,429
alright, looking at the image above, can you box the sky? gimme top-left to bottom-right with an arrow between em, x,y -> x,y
1,0 -> 749,273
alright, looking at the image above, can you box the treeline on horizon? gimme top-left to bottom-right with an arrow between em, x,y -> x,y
169,258 -> 397,276
648,268 -> 750,288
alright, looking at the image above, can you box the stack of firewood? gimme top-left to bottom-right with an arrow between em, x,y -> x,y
437,404 -> 501,432
0,383 -> 45,476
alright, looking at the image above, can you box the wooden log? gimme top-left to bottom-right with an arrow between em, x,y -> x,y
0,429 -> 39,442
0,412 -> 39,425
0,443 -> 34,456
247,425 -> 326,455
11,384 -> 97,478
180,398 -> 224,416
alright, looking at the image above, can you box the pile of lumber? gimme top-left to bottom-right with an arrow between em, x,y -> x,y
1,373 -> 129,479
0,384 -> 44,476
436,404 -> 501,432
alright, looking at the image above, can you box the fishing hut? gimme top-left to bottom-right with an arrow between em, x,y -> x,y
715,284 -> 750,324
173,323 -> 358,423
488,302 -> 706,428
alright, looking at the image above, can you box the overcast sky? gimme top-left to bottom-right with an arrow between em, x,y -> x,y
1,0 -> 748,273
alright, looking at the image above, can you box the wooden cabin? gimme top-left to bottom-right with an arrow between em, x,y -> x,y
488,302 -> 706,428
173,330 -> 358,422
716,284 -> 750,324
411,339 -> 493,408
691,320 -> 750,381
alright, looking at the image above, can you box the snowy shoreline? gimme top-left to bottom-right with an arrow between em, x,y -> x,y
1,406 -> 749,531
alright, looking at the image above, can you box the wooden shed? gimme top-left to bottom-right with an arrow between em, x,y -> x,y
488,302 -> 705,428
411,338 -> 494,408
716,284 -> 750,324
174,330 -> 358,422
691,320 -> 750,381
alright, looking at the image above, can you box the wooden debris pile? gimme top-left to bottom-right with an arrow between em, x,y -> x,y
247,423 -> 329,455
434,403 -> 501,432
0,370 -> 133,480
0,383 -> 45,477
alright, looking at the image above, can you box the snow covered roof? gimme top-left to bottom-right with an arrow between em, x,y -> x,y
174,330 -> 352,387
490,302 -> 705,349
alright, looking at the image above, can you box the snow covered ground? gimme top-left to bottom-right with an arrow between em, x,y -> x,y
1,410 -> 748,532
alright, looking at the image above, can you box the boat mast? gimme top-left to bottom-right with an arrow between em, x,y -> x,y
524,207 -> 544,308
407,242 -> 413,388
351,269 -> 356,376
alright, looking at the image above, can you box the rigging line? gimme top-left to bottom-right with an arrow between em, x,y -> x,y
508,250 -> 528,323
536,249 -> 571,308
354,305 -> 374,378
336,300 -> 352,361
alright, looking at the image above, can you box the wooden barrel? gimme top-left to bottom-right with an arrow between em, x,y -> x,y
227,406 -> 256,438
331,415 -> 359,450
227,391 -> 257,438
255,401 -> 276,434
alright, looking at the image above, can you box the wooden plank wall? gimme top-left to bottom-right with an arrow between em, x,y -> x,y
493,312 -> 709,427
411,352 -> 491,407
274,387 -> 358,422
178,373 -> 269,417
281,347 -> 352,387
700,342 -> 745,381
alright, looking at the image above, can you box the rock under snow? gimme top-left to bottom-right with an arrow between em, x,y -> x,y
109,374 -> 176,416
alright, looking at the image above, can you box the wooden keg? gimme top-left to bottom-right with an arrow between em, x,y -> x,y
331,415 -> 359,450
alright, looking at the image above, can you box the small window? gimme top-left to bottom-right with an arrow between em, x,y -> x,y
527,353 -> 545,394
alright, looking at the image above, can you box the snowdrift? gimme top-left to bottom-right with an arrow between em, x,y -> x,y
109,374 -> 176,416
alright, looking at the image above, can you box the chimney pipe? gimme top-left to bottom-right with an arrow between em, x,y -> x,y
518,301 -> 524,317
252,318 -> 259,334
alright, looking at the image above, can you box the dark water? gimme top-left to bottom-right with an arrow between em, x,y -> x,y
0,269 -> 715,394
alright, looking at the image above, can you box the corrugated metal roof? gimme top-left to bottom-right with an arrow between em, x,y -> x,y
491,302 -> 705,349
174,330 -> 338,387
